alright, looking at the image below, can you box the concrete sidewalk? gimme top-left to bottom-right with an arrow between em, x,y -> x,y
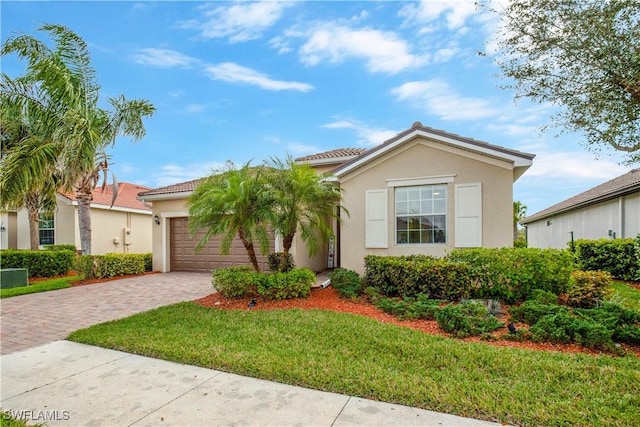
1,341 -> 503,426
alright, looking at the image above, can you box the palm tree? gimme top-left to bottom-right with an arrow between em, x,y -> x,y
265,156 -> 346,271
187,162 -> 272,272
1,24 -> 155,254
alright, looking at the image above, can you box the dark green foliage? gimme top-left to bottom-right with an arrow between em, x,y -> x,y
213,267 -> 314,300
142,253 -> 152,272
435,301 -> 504,338
0,249 -> 75,277
75,253 -> 149,280
574,303 -> 640,345
510,301 -> 570,325
44,244 -> 77,252
574,238 -> 640,281
566,270 -> 612,308
375,294 -> 443,320
529,312 -> 615,352
267,252 -> 295,273
447,248 -> 575,303
328,268 -> 362,299
256,268 -> 314,300
363,255 -> 472,300
527,289 -> 558,305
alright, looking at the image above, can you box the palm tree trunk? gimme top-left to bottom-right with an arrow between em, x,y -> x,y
24,193 -> 40,250
238,228 -> 260,272
76,187 -> 93,255
280,234 -> 294,271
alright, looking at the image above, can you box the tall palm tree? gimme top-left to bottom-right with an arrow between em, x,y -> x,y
265,156 -> 346,271
1,24 -> 155,254
188,162 -> 272,272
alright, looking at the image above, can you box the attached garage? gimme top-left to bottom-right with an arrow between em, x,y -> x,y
170,217 -> 274,272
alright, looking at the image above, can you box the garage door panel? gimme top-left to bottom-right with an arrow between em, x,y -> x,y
170,217 -> 273,272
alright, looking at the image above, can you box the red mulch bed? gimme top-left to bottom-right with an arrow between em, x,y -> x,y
195,286 -> 640,358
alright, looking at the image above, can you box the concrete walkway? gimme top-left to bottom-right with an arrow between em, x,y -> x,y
1,341 -> 502,426
1,272 -> 213,355
1,272 -> 505,426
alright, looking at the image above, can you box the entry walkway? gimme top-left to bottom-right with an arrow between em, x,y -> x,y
1,272 -> 213,354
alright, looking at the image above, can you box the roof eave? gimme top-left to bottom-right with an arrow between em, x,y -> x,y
137,191 -> 194,202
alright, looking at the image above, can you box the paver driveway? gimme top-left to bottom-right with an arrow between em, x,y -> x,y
0,272 -> 213,355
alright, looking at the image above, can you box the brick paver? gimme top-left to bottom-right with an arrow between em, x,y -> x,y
0,272 -> 213,355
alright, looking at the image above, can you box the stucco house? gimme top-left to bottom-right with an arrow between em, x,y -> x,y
139,122 -> 534,274
521,168 -> 640,249
1,182 -> 153,254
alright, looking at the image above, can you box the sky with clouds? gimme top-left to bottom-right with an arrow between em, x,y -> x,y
2,0 -> 632,216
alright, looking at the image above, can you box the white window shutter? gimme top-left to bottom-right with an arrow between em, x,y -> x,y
365,189 -> 388,248
455,183 -> 482,247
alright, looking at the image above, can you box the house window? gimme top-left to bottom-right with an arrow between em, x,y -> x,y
395,184 -> 446,244
39,213 -> 55,246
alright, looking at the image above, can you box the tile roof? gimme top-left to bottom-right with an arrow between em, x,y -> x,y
295,148 -> 367,162
522,168 -> 640,223
137,178 -> 203,198
60,182 -> 152,211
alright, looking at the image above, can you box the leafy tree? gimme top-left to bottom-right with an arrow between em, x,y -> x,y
1,24 -> 155,254
485,0 -> 640,162
513,200 -> 527,240
188,162 -> 272,272
265,156 -> 346,271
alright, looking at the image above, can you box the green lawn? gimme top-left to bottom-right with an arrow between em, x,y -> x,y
0,275 -> 81,298
68,302 -> 640,427
608,281 -> 640,311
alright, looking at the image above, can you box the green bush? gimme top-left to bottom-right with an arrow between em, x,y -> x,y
0,249 -> 75,278
142,253 -> 153,272
527,289 -> 558,305
375,294 -> 443,320
257,268 -> 314,300
212,266 -> 257,299
566,270 -> 612,308
363,255 -> 472,300
574,302 -> 640,345
267,252 -> 295,273
447,247 -> 575,303
44,244 -> 77,252
509,301 -> 570,325
328,268 -> 362,299
574,238 -> 639,281
529,312 -> 615,352
75,253 -> 148,280
435,301 -> 504,338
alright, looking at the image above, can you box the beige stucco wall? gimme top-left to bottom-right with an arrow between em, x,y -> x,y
338,137 -> 514,273
148,198 -> 190,272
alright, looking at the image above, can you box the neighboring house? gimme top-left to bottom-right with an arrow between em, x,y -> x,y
521,168 -> 640,249
139,122 -> 534,274
1,182 -> 153,254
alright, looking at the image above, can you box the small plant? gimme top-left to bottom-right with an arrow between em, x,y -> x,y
566,270 -> 612,308
375,294 -> 444,320
509,301 -> 570,325
435,301 -> 504,338
328,268 -> 362,299
212,266 -> 257,299
530,312 -> 616,352
257,268 -> 314,300
527,289 -> 558,305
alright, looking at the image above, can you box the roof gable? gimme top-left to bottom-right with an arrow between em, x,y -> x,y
522,168 -> 640,223
332,122 -> 534,179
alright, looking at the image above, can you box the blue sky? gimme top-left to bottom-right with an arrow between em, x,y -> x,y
1,0 -> 632,216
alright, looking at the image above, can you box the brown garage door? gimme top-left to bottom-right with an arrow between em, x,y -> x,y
170,217 -> 274,272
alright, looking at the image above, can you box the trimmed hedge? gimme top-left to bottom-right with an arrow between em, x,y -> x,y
212,267 -> 315,300
328,268 -> 363,299
565,270 -> 612,308
0,249 -> 75,278
447,248 -> 575,303
44,244 -> 77,252
75,253 -> 152,280
574,238 -> 640,281
363,255 -> 472,300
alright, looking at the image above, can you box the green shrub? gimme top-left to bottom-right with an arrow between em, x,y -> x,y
527,289 -> 558,305
574,238 -> 639,281
44,244 -> 77,252
566,270 -> 612,308
212,266 -> 257,299
509,301 -> 570,325
375,294 -> 443,320
75,253 -> 149,280
574,302 -> 640,345
257,268 -> 314,300
530,312 -> 615,351
435,301 -> 504,338
267,252 -> 295,273
142,253 -> 153,272
328,268 -> 362,299
447,247 -> 575,303
0,249 -> 75,278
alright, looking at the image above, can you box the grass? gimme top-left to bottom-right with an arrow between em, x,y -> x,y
0,411 -> 43,427
608,281 -> 640,311
68,302 -> 640,427
0,275 -> 81,299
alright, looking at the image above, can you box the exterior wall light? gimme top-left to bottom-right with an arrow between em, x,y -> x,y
153,214 -> 160,225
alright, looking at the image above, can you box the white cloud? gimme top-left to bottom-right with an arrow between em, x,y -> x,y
186,103 -> 207,113
525,151 -> 628,180
294,23 -> 425,74
399,0 -> 479,30
183,1 -> 293,42
131,48 -> 198,68
151,162 -> 228,187
391,79 -> 498,120
204,62 -> 313,92
286,142 -> 320,155
322,119 -> 398,147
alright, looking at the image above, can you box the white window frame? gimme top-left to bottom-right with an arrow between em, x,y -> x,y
38,212 -> 55,247
393,183 -> 448,245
